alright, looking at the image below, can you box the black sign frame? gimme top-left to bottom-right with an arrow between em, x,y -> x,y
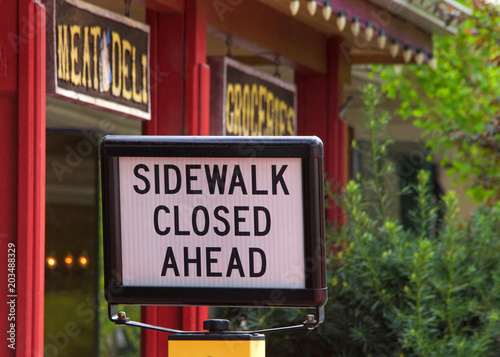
209,57 -> 297,136
100,136 -> 326,308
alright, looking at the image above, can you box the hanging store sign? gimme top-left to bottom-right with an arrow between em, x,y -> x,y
100,136 -> 326,308
209,57 -> 297,136
46,0 -> 150,120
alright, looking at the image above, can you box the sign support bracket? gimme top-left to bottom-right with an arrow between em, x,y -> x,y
108,303 -> 324,334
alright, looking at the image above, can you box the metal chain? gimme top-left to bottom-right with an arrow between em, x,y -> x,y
124,0 -> 131,18
226,38 -> 233,58
273,59 -> 281,78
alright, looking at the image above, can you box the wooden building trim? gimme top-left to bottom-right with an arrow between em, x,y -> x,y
138,0 -> 185,13
211,0 -> 433,68
207,0 -> 328,74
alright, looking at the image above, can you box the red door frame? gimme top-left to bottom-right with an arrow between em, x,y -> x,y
17,4 -> 47,354
0,2 -> 20,356
0,1 -> 46,356
296,37 -> 348,222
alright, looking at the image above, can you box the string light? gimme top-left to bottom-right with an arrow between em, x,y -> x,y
79,257 -> 87,267
46,256 -> 57,269
79,251 -> 89,268
336,11 -> 346,31
402,45 -> 412,63
428,53 -> 437,70
64,253 -> 73,267
390,39 -> 399,58
415,49 -> 424,66
322,0 -> 332,21
351,16 -> 360,37
290,0 -> 300,16
377,29 -> 387,49
285,3 -> 425,66
307,0 -> 317,16
364,21 -> 374,41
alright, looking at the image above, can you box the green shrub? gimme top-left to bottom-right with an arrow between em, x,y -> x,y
220,85 -> 500,356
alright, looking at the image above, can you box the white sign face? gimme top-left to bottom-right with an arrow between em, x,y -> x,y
118,157 -> 305,289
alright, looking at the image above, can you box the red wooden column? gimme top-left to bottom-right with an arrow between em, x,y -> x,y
326,36 -> 348,223
185,0 -> 210,137
296,36 -> 347,223
141,1 -> 209,355
0,0 -> 46,356
0,1 -> 19,356
182,0 -> 210,332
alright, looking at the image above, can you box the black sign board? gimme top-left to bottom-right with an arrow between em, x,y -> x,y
45,0 -> 150,120
100,136 -> 326,308
209,57 -> 297,136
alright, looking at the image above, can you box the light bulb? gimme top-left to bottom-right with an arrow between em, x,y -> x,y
47,256 -> 56,268
415,49 -> 424,66
79,250 -> 89,268
351,16 -> 360,37
307,0 -> 317,16
322,1 -> 332,21
290,0 -> 300,16
402,45 -> 412,63
377,29 -> 387,49
64,253 -> 73,267
428,54 -> 437,70
394,64 -> 403,75
364,22 -> 374,41
336,11 -> 346,31
389,39 -> 399,58
80,257 -> 87,266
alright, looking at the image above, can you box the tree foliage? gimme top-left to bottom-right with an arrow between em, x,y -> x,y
334,85 -> 500,356
380,0 -> 500,203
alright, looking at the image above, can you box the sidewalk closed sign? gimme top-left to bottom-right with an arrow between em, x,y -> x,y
101,136 -> 326,308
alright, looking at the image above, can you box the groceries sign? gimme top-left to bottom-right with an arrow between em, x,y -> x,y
46,0 -> 150,120
101,136 -> 326,308
210,57 -> 296,136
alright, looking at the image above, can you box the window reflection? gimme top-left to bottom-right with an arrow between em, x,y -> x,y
45,131 -> 99,356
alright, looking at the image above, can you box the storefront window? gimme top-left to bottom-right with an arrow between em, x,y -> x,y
45,98 -> 141,356
45,130 -> 99,356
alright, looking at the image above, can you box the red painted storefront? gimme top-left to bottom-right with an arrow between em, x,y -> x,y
0,0 -> 445,355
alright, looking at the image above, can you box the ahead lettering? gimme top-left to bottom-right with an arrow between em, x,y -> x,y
161,246 -> 267,278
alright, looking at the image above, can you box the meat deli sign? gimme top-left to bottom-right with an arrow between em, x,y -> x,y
46,0 -> 150,120
101,136 -> 327,308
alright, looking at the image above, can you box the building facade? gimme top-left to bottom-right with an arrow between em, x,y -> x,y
0,0 -> 469,355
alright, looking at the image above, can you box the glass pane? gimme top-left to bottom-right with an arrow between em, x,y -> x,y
45,131 -> 99,356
